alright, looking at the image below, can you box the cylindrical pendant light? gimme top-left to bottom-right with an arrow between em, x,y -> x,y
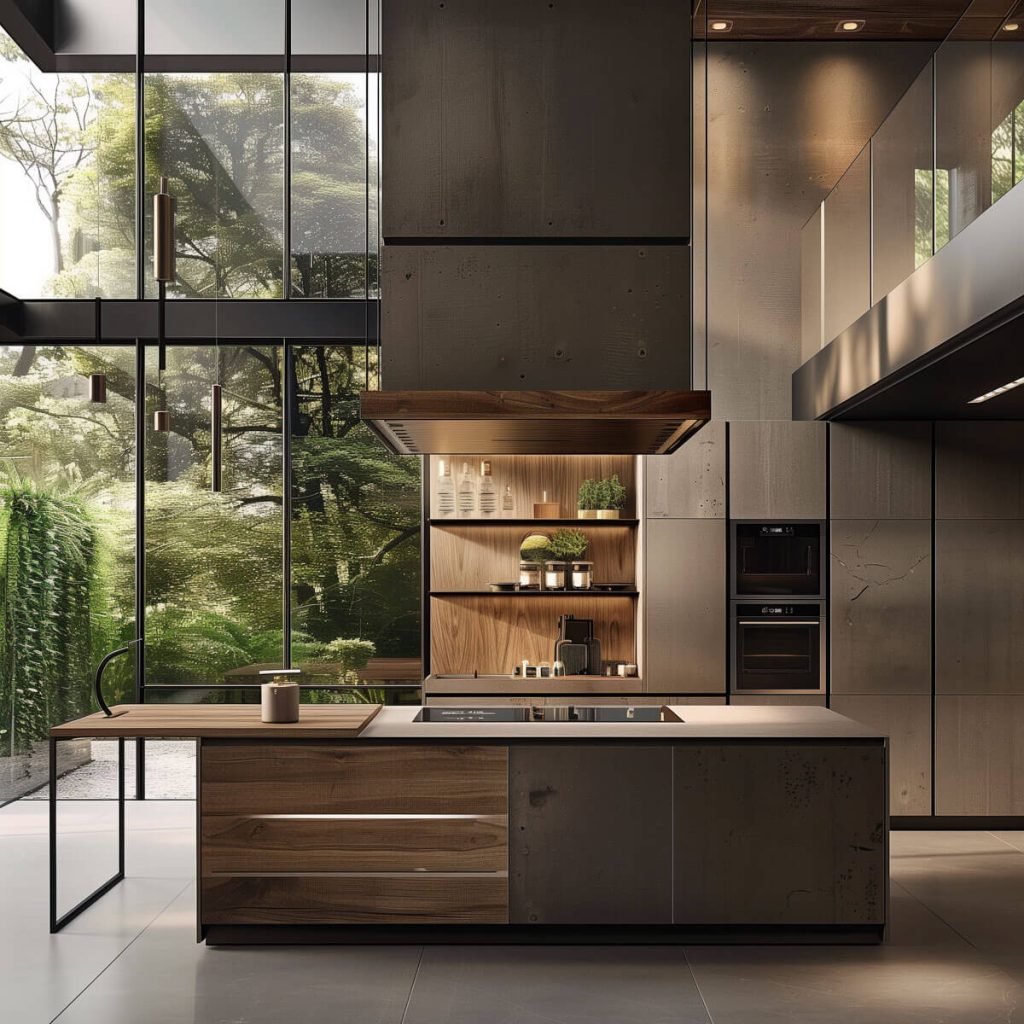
89,296 -> 107,403
211,383 -> 222,492
153,175 -> 174,429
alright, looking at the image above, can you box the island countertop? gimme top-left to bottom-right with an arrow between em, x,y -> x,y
51,703 -> 884,742
360,704 -> 885,741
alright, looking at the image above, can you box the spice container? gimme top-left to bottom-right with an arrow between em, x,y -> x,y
519,561 -> 542,590
570,560 -> 594,590
544,560 -> 568,590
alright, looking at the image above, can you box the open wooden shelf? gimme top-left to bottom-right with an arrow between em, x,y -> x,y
431,589 -> 639,598
430,518 -> 639,527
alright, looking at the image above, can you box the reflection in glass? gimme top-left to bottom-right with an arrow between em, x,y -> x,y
0,344 -> 136,801
144,74 -> 285,298
144,344 -> 283,689
290,73 -> 379,297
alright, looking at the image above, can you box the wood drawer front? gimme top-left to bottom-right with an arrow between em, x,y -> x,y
202,814 -> 508,874
201,744 -> 508,815
202,875 -> 508,925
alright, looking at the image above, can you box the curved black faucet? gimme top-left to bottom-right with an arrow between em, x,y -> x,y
94,639 -> 143,717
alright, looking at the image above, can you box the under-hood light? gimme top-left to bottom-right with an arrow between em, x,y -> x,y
968,376 -> 1024,404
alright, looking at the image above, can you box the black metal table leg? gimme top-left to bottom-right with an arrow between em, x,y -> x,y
49,736 -> 127,933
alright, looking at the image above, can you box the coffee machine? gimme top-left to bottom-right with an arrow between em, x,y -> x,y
554,615 -> 602,675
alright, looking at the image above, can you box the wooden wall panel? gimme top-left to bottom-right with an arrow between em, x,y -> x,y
202,815 -> 508,875
430,595 -> 635,675
509,745 -> 672,924
673,743 -> 886,924
428,455 -> 636,521
202,875 -> 508,925
381,245 -> 690,391
430,524 -> 635,592
201,743 -> 508,816
382,0 -> 689,239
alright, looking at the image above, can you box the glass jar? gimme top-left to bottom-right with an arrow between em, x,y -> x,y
519,561 -> 542,590
544,560 -> 568,590
570,560 -> 594,590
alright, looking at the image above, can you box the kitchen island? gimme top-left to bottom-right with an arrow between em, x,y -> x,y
51,704 -> 887,944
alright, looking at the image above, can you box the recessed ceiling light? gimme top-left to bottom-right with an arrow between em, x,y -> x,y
968,375 -> 1024,404
837,19 -> 865,32
709,19 -> 733,32
1003,21 -> 1020,31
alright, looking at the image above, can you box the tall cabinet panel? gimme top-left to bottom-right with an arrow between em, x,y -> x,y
729,421 -> 827,520
644,519 -> 727,695
829,423 -> 933,816
645,420 -> 726,519
382,0 -> 690,239
934,423 -> 1024,815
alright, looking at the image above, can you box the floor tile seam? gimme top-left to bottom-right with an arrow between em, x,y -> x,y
48,877 -> 193,1024
682,949 -> 718,1024
986,831 -> 1024,855
888,877 -> 986,955
398,946 -> 426,1024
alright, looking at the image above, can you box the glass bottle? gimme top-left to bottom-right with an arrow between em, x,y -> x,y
457,460 -> 476,518
501,483 -> 515,516
436,458 -> 455,517
478,460 -> 497,518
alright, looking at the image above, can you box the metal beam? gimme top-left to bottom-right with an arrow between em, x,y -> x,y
0,298 -> 380,342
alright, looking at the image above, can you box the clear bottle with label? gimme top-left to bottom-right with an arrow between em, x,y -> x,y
501,484 -> 515,517
436,458 -> 455,517
478,460 -> 497,518
457,460 -> 477,518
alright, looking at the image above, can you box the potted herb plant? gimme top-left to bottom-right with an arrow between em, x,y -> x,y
544,528 -> 588,590
577,479 -> 599,519
597,474 -> 627,519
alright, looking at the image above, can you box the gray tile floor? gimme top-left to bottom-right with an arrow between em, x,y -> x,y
3,800 -> 1024,1023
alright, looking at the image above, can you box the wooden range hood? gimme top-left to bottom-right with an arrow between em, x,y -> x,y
359,389 -> 711,456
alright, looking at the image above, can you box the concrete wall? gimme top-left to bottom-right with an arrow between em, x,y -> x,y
700,41 -> 934,420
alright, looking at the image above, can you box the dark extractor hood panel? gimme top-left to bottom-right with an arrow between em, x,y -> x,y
359,390 -> 712,456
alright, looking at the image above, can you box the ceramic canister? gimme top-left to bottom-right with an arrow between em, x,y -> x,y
261,681 -> 300,723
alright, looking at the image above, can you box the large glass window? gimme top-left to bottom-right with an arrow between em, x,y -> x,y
291,73 -> 379,298
290,345 -> 420,684
0,343 -> 136,802
143,343 -> 283,689
144,74 -> 286,298
0,30 -> 136,298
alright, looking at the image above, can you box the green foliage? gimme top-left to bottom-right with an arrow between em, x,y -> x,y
578,479 -> 598,510
604,474 -> 628,511
519,533 -> 552,564
322,637 -> 375,671
548,528 -> 588,561
0,476 -> 103,753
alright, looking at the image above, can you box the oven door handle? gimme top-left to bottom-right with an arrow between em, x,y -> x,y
738,620 -> 821,626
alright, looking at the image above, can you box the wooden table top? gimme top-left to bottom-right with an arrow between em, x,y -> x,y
50,704 -> 383,739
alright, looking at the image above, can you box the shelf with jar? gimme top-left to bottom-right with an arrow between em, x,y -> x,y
428,522 -> 637,595
427,454 -> 637,521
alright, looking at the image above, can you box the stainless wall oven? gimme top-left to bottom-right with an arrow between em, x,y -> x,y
730,601 -> 825,695
732,522 -> 823,598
